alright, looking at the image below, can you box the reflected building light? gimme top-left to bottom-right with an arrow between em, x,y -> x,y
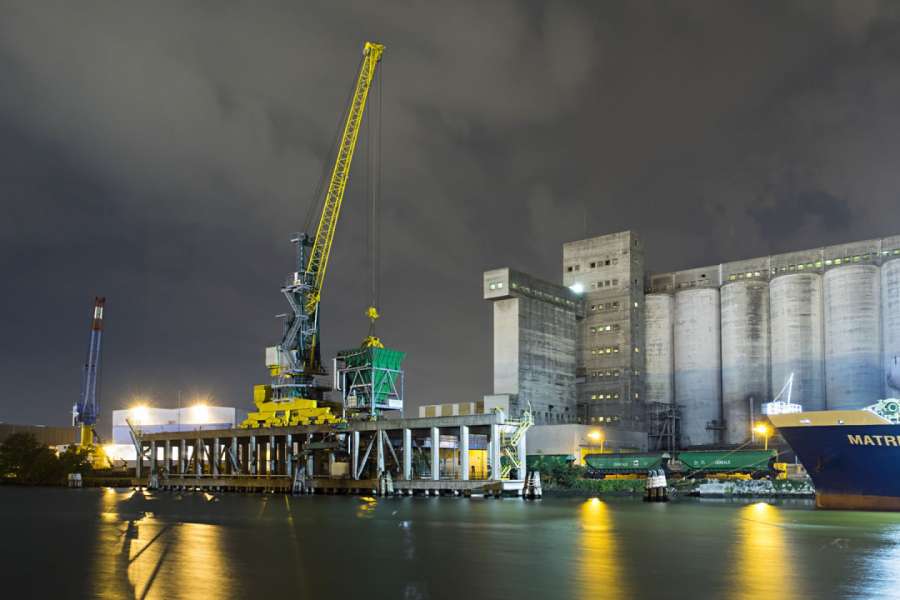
731,502 -> 800,600
578,498 -> 628,600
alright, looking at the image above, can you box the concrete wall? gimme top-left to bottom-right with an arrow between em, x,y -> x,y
484,268 -> 581,424
526,423 -> 648,458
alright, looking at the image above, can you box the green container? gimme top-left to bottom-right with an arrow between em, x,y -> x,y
338,347 -> 405,408
677,450 -> 775,473
584,453 -> 664,473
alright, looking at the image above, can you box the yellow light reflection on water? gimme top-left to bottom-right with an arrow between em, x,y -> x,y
90,490 -> 230,599
578,498 -> 628,600
730,502 -> 800,600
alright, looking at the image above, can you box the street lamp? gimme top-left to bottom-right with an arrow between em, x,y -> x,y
753,423 -> 771,451
588,430 -> 605,454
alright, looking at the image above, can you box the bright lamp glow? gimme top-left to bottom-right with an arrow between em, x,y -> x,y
190,402 -> 210,424
569,282 -> 584,294
588,430 -> 603,442
753,423 -> 770,436
131,404 -> 149,424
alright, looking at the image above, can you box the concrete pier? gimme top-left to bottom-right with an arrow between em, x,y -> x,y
133,412 -> 528,496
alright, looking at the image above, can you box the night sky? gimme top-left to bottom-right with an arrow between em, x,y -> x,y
3,2 -> 900,433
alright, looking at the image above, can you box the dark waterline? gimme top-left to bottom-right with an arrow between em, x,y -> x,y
2,487 -> 900,599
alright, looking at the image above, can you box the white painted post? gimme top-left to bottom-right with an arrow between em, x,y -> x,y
352,431 -> 360,480
490,423 -> 501,480
195,439 -> 202,476
231,436 -> 238,474
431,426 -> 440,481
212,438 -> 220,477
460,425 -> 470,481
179,439 -> 186,474
402,428 -> 412,481
269,435 -> 276,475
164,440 -> 171,474
377,430 -> 385,476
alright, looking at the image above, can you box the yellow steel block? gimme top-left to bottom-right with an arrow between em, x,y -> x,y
253,385 -> 271,405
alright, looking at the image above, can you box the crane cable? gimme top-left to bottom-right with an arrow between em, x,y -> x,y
363,59 -> 383,346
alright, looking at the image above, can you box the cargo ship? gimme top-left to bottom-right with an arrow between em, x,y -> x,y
769,399 -> 900,511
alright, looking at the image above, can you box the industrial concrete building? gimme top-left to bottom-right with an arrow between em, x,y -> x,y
483,268 -> 583,424
487,231 -> 900,449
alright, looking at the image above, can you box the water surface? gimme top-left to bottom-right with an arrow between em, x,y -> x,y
2,487 -> 899,599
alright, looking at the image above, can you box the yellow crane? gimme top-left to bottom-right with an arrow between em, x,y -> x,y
243,41 -> 385,428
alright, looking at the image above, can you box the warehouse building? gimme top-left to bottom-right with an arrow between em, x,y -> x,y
486,231 -> 900,449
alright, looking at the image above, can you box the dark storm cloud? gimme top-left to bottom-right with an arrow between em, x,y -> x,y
3,1 -> 900,430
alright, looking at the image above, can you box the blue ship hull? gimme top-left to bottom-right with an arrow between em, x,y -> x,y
771,410 -> 900,510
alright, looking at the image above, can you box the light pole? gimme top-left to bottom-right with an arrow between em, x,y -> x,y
753,423 -> 771,451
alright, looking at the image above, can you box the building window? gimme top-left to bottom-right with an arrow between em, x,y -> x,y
567,266 -> 573,272
605,259 -> 611,266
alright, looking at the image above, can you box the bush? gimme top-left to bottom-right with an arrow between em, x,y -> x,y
0,433 -> 92,485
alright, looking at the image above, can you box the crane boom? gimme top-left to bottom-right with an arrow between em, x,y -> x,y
74,297 -> 104,446
305,41 -> 384,314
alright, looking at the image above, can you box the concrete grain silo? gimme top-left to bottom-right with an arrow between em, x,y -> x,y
674,288 -> 721,446
644,294 -> 675,404
884,259 -> 900,395
769,273 -> 826,411
824,265 -> 882,409
720,281 -> 770,445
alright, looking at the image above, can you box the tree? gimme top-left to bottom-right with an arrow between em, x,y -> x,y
0,433 -> 92,485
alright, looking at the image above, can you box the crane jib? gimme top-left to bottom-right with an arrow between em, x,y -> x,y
304,41 -> 384,315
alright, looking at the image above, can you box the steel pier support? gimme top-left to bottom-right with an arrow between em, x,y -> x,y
431,426 -> 440,481
460,425 -> 469,481
376,431 -> 385,476
490,423 -> 501,480
231,436 -> 239,474
149,440 -> 157,476
269,435 -> 276,475
179,439 -> 186,474
195,439 -> 202,476
164,440 -> 171,473
285,434 -> 293,476
249,436 -> 257,475
212,438 -> 220,476
402,428 -> 412,480
352,431 -> 360,480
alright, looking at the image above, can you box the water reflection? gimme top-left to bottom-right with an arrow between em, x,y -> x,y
860,525 -> 900,598
578,498 -> 628,600
90,490 -> 230,600
731,502 -> 798,600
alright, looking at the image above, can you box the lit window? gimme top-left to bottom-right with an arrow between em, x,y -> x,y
825,259 -> 833,266
634,302 -> 639,308
497,282 -> 503,288
634,347 -> 640,353
835,259 -> 842,265
815,261 -> 822,268
489,284 -> 496,290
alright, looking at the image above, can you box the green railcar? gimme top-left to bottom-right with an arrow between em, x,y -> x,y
583,453 -> 665,476
675,450 -> 776,477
